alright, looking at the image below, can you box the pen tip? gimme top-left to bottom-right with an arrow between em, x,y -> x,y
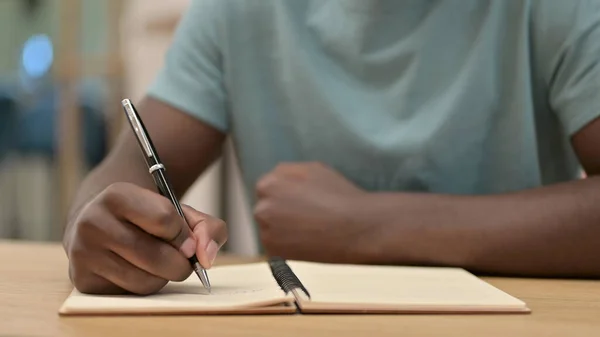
192,261 -> 212,293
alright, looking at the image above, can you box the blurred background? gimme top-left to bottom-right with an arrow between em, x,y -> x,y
0,0 -> 258,255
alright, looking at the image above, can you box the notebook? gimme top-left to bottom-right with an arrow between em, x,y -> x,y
58,257 -> 530,315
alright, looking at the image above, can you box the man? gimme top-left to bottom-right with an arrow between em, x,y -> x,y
63,0 -> 600,295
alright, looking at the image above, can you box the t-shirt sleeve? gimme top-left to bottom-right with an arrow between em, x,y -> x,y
540,0 -> 600,136
146,0 -> 228,132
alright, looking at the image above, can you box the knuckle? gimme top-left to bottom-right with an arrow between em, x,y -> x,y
156,202 -> 178,226
214,218 -> 227,231
72,207 -> 113,247
194,215 -> 228,246
75,206 -> 102,231
68,242 -> 88,262
207,216 -> 227,232
71,272 -> 94,293
69,258 -> 99,294
255,175 -> 274,196
104,181 -> 126,194
155,202 -> 180,236
214,218 -> 228,243
75,210 -> 94,229
71,273 -> 107,295
253,201 -> 272,225
99,182 -> 128,209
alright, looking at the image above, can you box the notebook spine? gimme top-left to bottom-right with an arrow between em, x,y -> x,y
268,257 -> 311,299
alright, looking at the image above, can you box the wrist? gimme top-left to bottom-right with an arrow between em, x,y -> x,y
341,192 -> 393,263
346,191 -> 478,267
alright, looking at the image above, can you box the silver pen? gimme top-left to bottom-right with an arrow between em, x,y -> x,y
121,98 -> 211,293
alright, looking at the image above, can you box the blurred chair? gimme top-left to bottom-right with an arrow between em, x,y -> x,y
0,83 -> 107,241
16,86 -> 107,166
0,89 -> 19,238
0,88 -> 17,162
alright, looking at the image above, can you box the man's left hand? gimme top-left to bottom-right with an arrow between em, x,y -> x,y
253,162 -> 370,263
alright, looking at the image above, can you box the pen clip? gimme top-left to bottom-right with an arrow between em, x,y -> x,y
121,99 -> 153,157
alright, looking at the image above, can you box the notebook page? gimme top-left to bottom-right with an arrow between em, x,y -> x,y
59,262 -> 295,315
287,261 -> 527,312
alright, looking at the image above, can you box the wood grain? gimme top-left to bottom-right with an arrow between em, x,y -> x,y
2,240 -> 600,337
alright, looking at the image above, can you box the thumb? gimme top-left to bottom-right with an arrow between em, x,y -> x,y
182,205 -> 228,268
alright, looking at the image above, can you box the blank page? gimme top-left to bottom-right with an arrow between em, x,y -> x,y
287,261 -> 529,313
59,263 -> 295,315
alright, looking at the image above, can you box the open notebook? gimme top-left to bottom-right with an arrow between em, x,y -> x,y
59,258 -> 530,315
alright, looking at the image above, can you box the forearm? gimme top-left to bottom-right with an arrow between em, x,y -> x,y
65,97 -> 226,238
358,176 -> 600,278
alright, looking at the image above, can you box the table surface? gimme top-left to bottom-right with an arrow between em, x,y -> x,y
2,240 -> 600,337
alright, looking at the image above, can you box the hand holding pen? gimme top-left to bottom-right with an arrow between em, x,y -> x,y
121,98 -> 223,292
62,100 -> 227,296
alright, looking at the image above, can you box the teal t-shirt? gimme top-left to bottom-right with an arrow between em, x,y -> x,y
148,0 -> 600,198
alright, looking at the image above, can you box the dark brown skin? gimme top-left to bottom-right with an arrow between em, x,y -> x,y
63,97 -> 227,295
255,116 -> 600,279
64,95 -> 600,295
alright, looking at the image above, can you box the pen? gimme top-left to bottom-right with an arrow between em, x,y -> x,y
120,98 -> 211,293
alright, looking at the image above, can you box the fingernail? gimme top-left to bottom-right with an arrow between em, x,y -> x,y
205,240 -> 219,267
180,237 -> 196,258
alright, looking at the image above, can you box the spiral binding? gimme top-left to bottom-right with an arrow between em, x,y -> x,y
268,257 -> 311,299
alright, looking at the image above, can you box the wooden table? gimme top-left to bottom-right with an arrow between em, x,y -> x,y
2,240 -> 600,337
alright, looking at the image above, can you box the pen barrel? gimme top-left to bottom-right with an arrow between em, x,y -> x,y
151,168 -> 185,219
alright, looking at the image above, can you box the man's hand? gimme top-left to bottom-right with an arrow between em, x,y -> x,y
254,162 -> 369,262
63,182 -> 227,295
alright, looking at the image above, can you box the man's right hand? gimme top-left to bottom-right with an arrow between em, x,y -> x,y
63,182 -> 227,295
